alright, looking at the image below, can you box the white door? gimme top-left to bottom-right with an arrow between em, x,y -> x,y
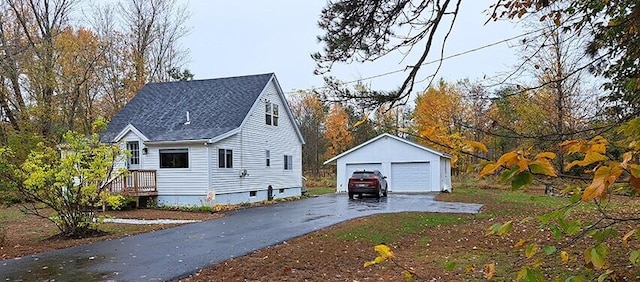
126,141 -> 140,170
391,162 -> 430,192
345,163 -> 382,191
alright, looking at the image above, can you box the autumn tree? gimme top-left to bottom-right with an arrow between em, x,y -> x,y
412,80 -> 486,168
0,0 -> 76,139
324,103 -> 353,159
289,90 -> 328,175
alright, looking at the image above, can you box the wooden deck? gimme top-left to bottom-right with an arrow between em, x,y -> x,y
106,170 -> 158,196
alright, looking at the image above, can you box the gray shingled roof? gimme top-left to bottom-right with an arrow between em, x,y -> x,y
101,73 -> 274,142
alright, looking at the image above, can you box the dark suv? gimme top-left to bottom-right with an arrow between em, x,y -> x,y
347,170 -> 388,199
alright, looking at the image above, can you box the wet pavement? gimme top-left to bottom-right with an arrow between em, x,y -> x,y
1,193 -> 482,281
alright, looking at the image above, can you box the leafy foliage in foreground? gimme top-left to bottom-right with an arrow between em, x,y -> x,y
0,119 -> 124,237
477,118 -> 640,280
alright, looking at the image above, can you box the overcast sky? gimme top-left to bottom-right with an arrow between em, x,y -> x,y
184,1 -> 525,94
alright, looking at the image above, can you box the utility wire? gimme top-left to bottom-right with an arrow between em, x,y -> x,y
288,28 -> 545,94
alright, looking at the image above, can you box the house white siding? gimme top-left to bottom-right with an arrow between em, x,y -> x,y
209,80 -> 302,204
331,134 -> 450,193
113,131 -> 148,171
139,143 -> 209,206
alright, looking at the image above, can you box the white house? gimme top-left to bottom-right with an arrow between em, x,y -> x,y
324,133 -> 451,193
101,73 -> 305,206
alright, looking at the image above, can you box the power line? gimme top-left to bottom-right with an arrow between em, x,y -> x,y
287,28 -> 544,94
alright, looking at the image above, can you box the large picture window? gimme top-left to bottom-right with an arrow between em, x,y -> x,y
218,149 -> 233,168
160,149 -> 188,168
284,155 -> 293,170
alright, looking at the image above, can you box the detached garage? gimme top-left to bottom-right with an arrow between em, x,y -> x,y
324,133 -> 452,193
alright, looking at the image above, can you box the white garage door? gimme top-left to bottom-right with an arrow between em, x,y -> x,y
391,162 -> 430,192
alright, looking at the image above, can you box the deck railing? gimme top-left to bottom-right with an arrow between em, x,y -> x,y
105,169 -> 157,196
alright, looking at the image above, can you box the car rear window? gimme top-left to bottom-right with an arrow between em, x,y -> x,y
352,171 -> 375,178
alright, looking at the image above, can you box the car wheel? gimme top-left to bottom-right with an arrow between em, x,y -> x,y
376,186 -> 382,198
383,187 -> 388,197
348,192 -> 354,199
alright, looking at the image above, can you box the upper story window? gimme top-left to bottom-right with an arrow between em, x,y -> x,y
218,149 -> 233,168
126,141 -> 140,165
160,148 -> 188,168
265,102 -> 278,126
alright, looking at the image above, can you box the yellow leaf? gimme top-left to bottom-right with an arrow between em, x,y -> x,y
464,141 -> 488,153
535,152 -> 556,160
561,139 -> 584,153
529,159 -> 558,177
623,229 -> 636,246
364,260 -> 375,267
484,263 -> 496,280
374,244 -> 395,259
560,251 -> 569,264
479,163 -> 498,178
515,156 -> 530,173
465,264 -> 475,273
352,113 -> 369,128
514,239 -> 528,249
588,136 -> 609,154
583,164 -> 623,201
496,151 -> 519,167
525,243 -> 538,258
565,152 -> 608,170
402,270 -> 413,281
621,152 -> 633,169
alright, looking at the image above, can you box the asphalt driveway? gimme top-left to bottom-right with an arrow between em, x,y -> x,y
1,193 -> 482,281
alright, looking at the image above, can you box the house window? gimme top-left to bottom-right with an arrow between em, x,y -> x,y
218,149 -> 233,168
284,155 -> 293,170
265,103 -> 272,125
249,191 -> 257,197
265,102 -> 278,126
126,141 -> 140,165
266,150 -> 270,167
279,188 -> 285,194
159,148 -> 188,168
272,104 -> 279,126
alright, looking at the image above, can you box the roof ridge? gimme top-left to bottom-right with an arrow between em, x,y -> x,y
145,73 -> 274,86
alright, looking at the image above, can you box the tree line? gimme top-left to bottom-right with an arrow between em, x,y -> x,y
0,0 -> 191,155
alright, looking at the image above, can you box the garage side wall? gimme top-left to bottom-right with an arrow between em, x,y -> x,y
334,136 -> 444,192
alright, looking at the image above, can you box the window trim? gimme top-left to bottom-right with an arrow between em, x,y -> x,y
159,148 -> 189,169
